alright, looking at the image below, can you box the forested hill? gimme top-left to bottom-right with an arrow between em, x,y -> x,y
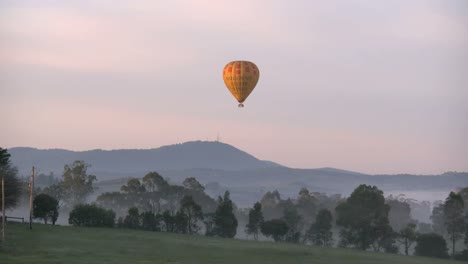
8,141 -> 281,176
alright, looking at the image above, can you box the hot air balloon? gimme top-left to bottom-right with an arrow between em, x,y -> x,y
222,61 -> 260,108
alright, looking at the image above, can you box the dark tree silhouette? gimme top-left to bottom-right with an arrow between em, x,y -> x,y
213,191 -> 238,238
397,223 -> 417,256
124,207 -> 141,229
414,233 -> 449,259
261,219 -> 289,242
121,178 -> 146,194
444,192 -> 465,257
245,202 -> 264,240
174,210 -> 188,233
162,210 -> 175,232
68,204 -> 115,227
141,211 -> 159,231
142,171 -> 168,192
282,205 -> 302,243
0,148 -> 21,210
180,195 -> 204,234
306,209 -> 333,247
33,193 -> 59,225
430,203 -> 445,235
336,184 -> 391,250
183,177 -> 205,192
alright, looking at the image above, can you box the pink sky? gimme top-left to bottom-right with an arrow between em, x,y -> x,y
1,1 -> 467,174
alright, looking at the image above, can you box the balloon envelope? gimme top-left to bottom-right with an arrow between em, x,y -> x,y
222,61 -> 260,107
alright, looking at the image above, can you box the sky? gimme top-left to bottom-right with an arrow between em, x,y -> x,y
1,0 -> 467,174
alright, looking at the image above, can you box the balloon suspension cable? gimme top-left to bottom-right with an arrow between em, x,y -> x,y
238,103 -> 244,108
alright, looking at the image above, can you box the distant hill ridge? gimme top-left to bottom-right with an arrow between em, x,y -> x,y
8,141 -> 282,176
7,141 -> 468,207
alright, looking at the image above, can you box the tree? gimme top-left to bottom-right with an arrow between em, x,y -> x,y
261,219 -> 289,242
96,192 -> 128,216
296,188 -> 317,227
121,178 -> 146,194
260,190 -> 282,219
141,211 -> 159,231
397,223 -> 417,256
213,191 -> 238,238
61,161 -> 96,206
183,177 -> 205,192
142,172 -> 168,192
370,217 -> 396,253
141,172 -> 168,213
282,205 -> 302,243
387,199 -> 412,232
174,210 -> 188,234
246,202 -> 264,240
124,207 -> 141,229
306,209 -> 333,247
33,194 -> 59,225
162,210 -> 175,232
68,204 -> 115,227
444,192 -> 465,257
430,203 -> 445,235
414,233 -> 449,259
335,184 -> 391,250
458,187 -> 468,214
42,183 -> 65,208
454,227 -> 468,261
180,195 -> 204,234
203,213 -> 216,236
0,148 -> 21,211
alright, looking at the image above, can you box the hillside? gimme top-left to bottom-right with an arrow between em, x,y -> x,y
0,223 -> 454,264
8,141 -> 281,176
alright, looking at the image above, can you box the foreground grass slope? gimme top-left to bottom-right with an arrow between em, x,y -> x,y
0,223 -> 455,264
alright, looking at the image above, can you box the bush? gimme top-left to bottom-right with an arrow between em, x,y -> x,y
261,219 -> 289,242
414,233 -> 449,259
69,204 -> 115,227
33,193 -> 59,225
123,207 -> 140,229
455,250 -> 468,261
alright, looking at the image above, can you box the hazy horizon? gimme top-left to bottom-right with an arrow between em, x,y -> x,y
6,140 -> 468,176
2,0 -> 467,175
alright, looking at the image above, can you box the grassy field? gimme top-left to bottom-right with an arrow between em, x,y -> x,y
0,223 -> 458,264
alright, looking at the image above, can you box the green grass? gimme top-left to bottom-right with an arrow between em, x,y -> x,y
0,223 -> 457,264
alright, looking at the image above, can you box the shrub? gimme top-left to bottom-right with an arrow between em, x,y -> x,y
123,207 -> 140,229
261,219 -> 289,242
455,250 -> 468,261
414,233 -> 449,259
33,193 -> 59,225
69,204 -> 115,227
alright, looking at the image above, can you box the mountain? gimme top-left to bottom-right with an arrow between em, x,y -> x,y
8,141 -> 281,177
7,141 -> 468,210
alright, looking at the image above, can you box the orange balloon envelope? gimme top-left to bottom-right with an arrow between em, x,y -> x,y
222,61 -> 260,108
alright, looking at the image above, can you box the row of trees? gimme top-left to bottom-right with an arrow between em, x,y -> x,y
68,191 -> 239,238
96,173 -> 217,217
244,184 -> 468,260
